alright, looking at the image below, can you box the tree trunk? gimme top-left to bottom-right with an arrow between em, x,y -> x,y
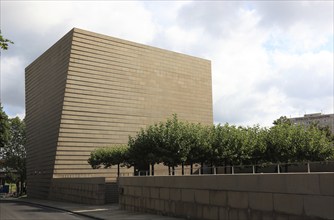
224,160 -> 227,174
20,181 -> 24,196
117,164 -> 120,177
151,164 -> 154,176
172,166 -> 175,176
190,163 -> 193,175
16,182 -> 20,197
21,181 -> 26,195
182,162 -> 184,175
168,166 -> 171,175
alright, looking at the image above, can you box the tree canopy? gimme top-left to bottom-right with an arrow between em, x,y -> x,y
0,31 -> 14,50
87,115 -> 334,175
88,144 -> 128,176
0,106 -> 26,195
0,105 -> 10,150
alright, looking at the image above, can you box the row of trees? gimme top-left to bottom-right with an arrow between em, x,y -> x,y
0,105 -> 26,195
88,115 -> 334,175
0,32 -> 24,194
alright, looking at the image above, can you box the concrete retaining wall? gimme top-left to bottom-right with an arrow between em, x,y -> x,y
118,173 -> 334,220
106,182 -> 119,203
49,177 -> 106,205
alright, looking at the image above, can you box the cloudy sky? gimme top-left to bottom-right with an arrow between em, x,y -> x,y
1,1 -> 333,127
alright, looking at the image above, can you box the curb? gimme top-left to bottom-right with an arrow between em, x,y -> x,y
3,198 -> 104,220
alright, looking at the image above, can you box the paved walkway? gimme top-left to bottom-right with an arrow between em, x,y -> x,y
9,198 -> 184,220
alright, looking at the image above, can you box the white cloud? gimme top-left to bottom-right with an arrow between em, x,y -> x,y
176,1 -> 333,126
271,51 -> 333,114
214,86 -> 288,127
69,1 -> 156,44
2,1 -> 156,43
157,26 -> 204,54
255,1 -> 333,53
1,1 -> 156,62
1,0 -> 157,118
0,56 -> 26,118
1,1 -> 333,126
255,1 -> 333,32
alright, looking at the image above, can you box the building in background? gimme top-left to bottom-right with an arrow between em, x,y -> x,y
289,113 -> 334,135
25,28 -> 213,202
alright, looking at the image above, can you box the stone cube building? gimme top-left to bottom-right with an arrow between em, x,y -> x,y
25,28 -> 213,200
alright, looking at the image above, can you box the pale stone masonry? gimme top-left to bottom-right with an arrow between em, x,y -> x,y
119,174 -> 334,220
25,28 -> 213,200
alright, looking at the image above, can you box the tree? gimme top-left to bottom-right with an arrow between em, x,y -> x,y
310,122 -> 334,142
88,145 -> 128,177
273,116 -> 291,126
297,126 -> 334,162
87,148 -> 103,169
0,31 -> 14,50
185,123 -> 211,174
2,116 -> 26,195
0,105 -> 10,152
242,125 -> 268,165
88,115 -> 334,177
210,124 -> 244,167
266,122 -> 296,164
0,105 -> 10,186
159,114 -> 190,175
267,120 -> 334,171
127,123 -> 164,175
